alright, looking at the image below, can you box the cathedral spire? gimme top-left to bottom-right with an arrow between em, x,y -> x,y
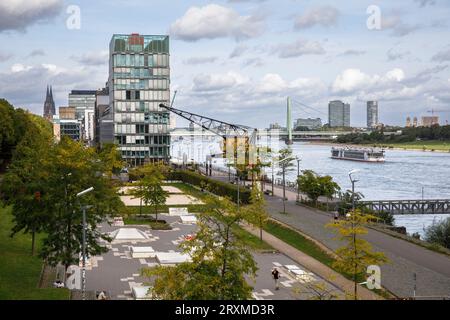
43,84 -> 56,121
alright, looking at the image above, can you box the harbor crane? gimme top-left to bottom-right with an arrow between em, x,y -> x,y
159,103 -> 261,177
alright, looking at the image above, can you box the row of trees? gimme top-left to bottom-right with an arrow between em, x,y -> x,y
0,99 -> 52,172
337,125 -> 450,145
1,101 -> 124,270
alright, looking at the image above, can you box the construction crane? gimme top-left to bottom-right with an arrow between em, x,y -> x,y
427,109 -> 450,125
159,103 -> 260,176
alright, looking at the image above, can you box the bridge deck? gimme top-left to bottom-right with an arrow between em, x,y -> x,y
359,199 -> 450,215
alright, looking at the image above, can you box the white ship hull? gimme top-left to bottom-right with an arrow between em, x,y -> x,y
331,156 -> 385,163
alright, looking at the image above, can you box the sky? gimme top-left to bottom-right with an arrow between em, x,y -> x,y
0,0 -> 450,128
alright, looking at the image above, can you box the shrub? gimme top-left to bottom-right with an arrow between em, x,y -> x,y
167,170 -> 251,204
424,217 -> 450,249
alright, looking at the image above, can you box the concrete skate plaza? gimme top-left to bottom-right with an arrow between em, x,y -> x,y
119,186 -> 203,206
84,186 -> 341,300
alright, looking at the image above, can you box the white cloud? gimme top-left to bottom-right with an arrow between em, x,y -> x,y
0,0 -> 63,32
192,72 -> 249,92
72,51 -> 109,66
229,44 -> 249,58
274,39 -> 325,58
294,6 -> 340,30
414,0 -> 436,7
381,15 -> 422,37
332,68 -> 405,94
184,56 -> 218,65
0,51 -> 13,62
432,48 -> 450,62
339,50 -> 366,57
169,4 -> 265,41
0,63 -> 105,114
11,63 -> 32,73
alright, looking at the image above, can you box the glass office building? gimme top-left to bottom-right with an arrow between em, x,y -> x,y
109,34 -> 171,166
328,100 -> 350,127
367,101 -> 378,128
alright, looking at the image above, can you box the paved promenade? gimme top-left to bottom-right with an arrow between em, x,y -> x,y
203,169 -> 450,298
263,184 -> 450,298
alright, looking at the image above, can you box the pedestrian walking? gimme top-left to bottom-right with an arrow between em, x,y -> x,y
272,267 -> 280,290
333,211 -> 339,222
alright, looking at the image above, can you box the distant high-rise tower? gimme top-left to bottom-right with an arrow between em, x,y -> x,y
43,85 -> 56,121
406,117 -> 411,128
367,101 -> 378,128
328,100 -> 350,127
413,117 -> 418,127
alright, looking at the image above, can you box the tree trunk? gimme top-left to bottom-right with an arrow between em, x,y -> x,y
31,230 -> 36,256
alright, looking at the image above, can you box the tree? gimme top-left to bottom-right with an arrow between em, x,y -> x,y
1,128 -> 52,255
243,184 -> 269,241
39,137 -> 121,270
97,143 -> 124,178
130,163 -> 169,222
1,109 -> 54,255
298,170 -> 340,206
424,217 -> 450,249
326,210 -> 388,300
142,195 -> 258,299
276,147 -> 296,214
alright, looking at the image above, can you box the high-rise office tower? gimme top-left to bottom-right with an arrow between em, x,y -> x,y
328,100 -> 350,127
43,85 -> 56,121
109,33 -> 170,166
367,101 -> 379,128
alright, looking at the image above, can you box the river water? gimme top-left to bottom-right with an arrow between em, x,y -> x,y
171,138 -> 450,237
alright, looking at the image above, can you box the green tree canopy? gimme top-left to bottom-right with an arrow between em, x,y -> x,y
142,195 -> 258,300
298,170 -> 341,205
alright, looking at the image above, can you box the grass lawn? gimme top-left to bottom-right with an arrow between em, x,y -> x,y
0,206 -> 70,300
233,225 -> 274,251
264,220 -> 335,268
123,217 -> 172,230
368,140 -> 450,152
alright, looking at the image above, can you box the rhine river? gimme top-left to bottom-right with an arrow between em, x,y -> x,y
172,138 -> 450,237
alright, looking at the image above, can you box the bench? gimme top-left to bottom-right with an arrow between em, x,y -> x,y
180,215 -> 197,224
130,246 -> 156,258
169,207 -> 189,216
155,252 -> 192,265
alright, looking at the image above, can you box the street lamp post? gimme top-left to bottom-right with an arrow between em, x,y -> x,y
278,156 -> 295,214
348,169 -> 360,300
76,187 -> 94,301
296,157 -> 301,202
271,161 -> 274,196
349,169 -> 360,211
236,176 -> 240,212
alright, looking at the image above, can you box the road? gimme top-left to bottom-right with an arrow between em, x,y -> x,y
204,169 -> 450,298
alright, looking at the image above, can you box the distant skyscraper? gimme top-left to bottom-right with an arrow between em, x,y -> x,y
294,118 -> 322,130
43,85 -> 56,121
421,116 -> 439,127
110,33 -> 171,166
367,101 -> 379,128
328,100 -> 350,127
406,117 -> 411,128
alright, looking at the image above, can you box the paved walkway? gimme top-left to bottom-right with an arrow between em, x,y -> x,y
242,224 -> 381,300
263,185 -> 450,298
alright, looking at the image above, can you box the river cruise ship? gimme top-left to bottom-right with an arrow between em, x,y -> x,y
331,147 -> 385,163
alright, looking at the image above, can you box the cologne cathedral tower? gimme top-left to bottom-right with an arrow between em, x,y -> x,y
43,85 -> 56,121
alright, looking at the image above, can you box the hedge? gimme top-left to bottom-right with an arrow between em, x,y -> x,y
167,170 -> 251,204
